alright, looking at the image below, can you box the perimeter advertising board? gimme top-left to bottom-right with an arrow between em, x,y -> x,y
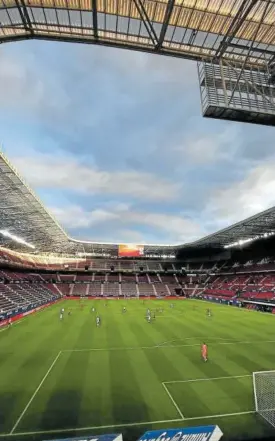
44,434 -> 123,441
137,426 -> 223,441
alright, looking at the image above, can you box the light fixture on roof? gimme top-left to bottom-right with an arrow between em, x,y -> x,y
224,231 -> 275,249
0,230 -> 35,249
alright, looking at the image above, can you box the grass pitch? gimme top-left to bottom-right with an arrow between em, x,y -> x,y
1,298 -> 275,441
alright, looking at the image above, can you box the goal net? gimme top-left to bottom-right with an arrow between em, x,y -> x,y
253,370 -> 275,427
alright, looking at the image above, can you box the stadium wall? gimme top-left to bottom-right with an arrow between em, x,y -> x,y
196,295 -> 241,306
67,296 -> 185,300
0,298 -> 61,327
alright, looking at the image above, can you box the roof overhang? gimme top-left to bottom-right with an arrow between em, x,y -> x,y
1,0 -> 275,69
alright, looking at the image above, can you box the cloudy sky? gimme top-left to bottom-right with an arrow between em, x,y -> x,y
0,39 -> 274,245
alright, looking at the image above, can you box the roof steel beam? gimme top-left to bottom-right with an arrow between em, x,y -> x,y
228,42 -> 275,56
214,0 -> 259,60
155,0 -> 175,50
133,0 -> 158,46
92,0 -> 98,40
14,0 -> 33,34
226,0 -> 272,107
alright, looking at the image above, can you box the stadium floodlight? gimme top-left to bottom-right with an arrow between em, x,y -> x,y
0,230 -> 35,249
224,231 -> 275,249
253,370 -> 275,428
224,237 -> 254,248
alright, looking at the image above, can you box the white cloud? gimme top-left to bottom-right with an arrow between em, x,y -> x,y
0,50 -> 69,114
12,152 -> 180,202
206,161 -> 275,227
50,206 -> 119,229
174,126 -> 240,165
125,212 -> 203,242
78,46 -> 198,88
115,229 -> 147,244
49,203 -> 204,244
3,42 -> 275,245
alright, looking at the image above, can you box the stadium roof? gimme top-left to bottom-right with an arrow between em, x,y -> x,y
1,0 -> 275,69
191,206 -> 275,248
1,151 -> 275,254
0,152 -> 178,255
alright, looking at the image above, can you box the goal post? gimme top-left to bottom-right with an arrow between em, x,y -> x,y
253,370 -> 275,428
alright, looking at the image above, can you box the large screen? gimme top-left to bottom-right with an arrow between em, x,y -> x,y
118,244 -> 144,257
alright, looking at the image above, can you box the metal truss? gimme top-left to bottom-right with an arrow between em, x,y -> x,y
0,152 -> 70,253
1,0 -> 275,69
226,0 -> 272,106
214,0 -> 258,59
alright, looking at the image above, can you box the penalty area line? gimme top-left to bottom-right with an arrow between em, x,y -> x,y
184,410 -> 255,421
157,336 -> 237,347
162,383 -> 184,419
61,339 -> 275,353
164,374 -> 252,384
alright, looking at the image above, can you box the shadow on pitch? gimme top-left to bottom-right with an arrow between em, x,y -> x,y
39,390 -> 82,431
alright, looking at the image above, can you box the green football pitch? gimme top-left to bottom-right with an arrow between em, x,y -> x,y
1,298 -> 275,441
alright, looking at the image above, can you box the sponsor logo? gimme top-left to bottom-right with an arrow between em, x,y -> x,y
138,426 -> 223,441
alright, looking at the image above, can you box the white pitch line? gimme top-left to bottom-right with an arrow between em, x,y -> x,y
157,337 -> 204,347
184,410 -> 255,421
162,383 -> 184,419
0,326 -> 11,333
3,418 -> 184,437
61,338 -> 275,353
0,302 -> 59,334
164,374 -> 252,384
10,351 -> 62,434
2,410 -> 257,438
157,336 -> 236,347
0,317 -> 27,333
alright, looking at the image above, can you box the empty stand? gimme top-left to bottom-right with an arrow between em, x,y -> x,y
148,274 -> 160,283
94,274 -> 106,282
159,274 -> 177,284
71,284 -> 88,296
154,283 -> 168,296
137,274 -> 149,283
103,283 -> 120,296
121,274 -> 136,282
138,284 -> 155,297
121,283 -> 138,297
87,283 -> 102,296
0,282 -> 60,313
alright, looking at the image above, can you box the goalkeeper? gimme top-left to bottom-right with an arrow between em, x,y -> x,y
201,342 -> 208,362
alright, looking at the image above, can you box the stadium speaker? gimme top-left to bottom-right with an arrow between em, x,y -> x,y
110,265 -> 114,272
140,266 -> 144,271
85,265 -> 89,271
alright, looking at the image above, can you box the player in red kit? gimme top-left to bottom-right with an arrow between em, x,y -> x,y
201,342 -> 208,362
